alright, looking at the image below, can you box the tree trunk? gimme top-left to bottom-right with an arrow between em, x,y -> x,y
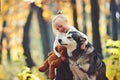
82,0 -> 87,34
22,3 -> 35,68
0,20 -> 11,64
110,0 -> 118,40
106,15 -> 111,36
90,0 -> 103,59
36,4 -> 51,59
71,0 -> 79,30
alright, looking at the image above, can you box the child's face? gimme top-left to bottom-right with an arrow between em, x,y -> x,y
54,18 -> 69,33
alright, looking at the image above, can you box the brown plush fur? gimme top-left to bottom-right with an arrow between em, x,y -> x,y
38,45 -> 67,80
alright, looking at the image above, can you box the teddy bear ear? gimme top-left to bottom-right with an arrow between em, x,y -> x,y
55,45 -> 63,52
55,46 -> 58,51
55,45 -> 61,52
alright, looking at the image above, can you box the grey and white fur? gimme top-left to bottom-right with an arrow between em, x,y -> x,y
58,31 -> 108,80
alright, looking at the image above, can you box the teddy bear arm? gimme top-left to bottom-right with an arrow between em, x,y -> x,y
51,59 -> 62,67
38,59 -> 49,72
48,51 -> 54,57
48,59 -> 62,80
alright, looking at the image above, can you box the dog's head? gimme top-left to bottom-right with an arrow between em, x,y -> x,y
58,31 -> 86,55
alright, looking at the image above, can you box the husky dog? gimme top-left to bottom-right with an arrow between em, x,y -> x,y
58,31 -> 108,80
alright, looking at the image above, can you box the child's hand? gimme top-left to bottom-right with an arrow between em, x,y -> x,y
81,43 -> 86,50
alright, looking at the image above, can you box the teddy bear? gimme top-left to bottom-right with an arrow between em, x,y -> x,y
38,45 -> 68,80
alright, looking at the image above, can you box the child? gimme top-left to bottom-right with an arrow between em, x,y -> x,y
52,11 -> 88,59
52,11 -> 88,80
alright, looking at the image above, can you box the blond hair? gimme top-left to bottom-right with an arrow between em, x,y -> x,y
52,11 -> 68,33
52,11 -> 68,23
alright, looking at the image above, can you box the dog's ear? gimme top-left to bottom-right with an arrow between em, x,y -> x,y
80,37 -> 86,44
79,37 -> 87,50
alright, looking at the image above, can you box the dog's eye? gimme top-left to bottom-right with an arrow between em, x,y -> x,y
67,36 -> 72,39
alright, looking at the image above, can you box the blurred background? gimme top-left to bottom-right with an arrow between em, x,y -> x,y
0,0 -> 120,80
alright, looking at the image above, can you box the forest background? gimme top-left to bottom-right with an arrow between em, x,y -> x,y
0,0 -> 120,80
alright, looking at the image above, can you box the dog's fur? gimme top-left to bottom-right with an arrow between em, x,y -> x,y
58,31 -> 108,80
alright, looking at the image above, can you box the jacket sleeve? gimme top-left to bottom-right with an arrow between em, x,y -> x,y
71,27 -> 88,44
77,31 -> 88,44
